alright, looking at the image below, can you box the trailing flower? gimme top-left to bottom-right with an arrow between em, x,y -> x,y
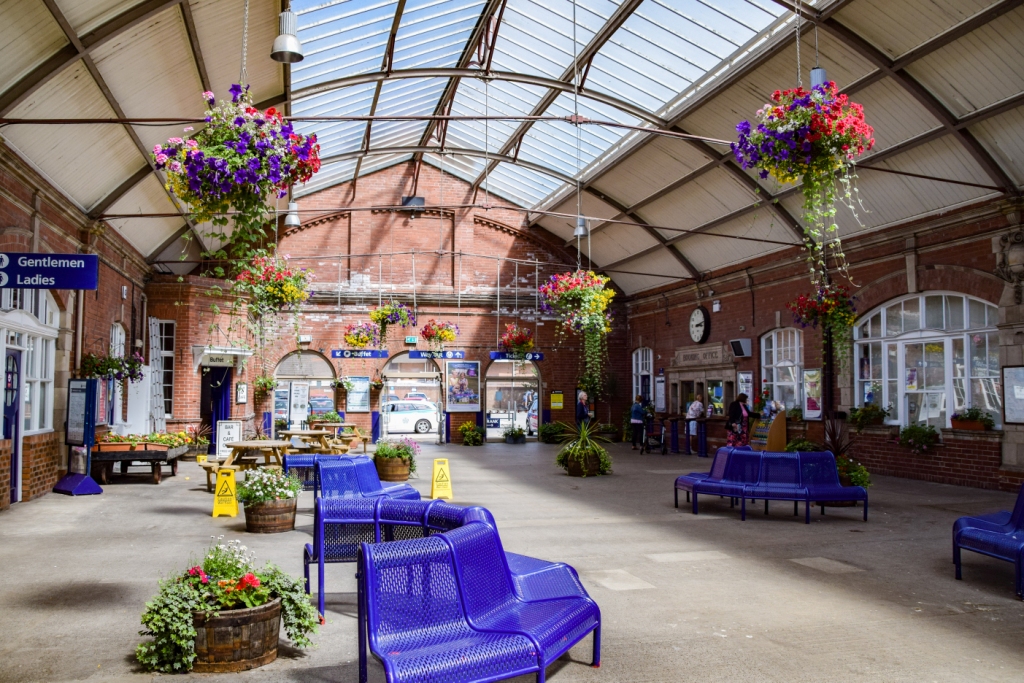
896,424 -> 939,454
370,301 -> 416,347
420,319 -> 458,350
153,85 -> 320,257
731,82 -> 874,285
539,271 -> 615,398
499,323 -> 535,357
252,374 -> 277,403
374,437 -> 419,473
787,283 -> 857,370
343,322 -> 380,349
236,469 -> 301,505
81,352 -> 146,383
232,249 -> 311,312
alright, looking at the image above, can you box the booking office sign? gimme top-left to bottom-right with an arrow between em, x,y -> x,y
0,253 -> 99,290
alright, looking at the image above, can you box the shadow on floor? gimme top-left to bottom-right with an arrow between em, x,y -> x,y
14,581 -> 141,610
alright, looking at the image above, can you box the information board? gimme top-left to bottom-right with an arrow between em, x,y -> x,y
65,379 -> 96,447
550,390 -> 563,410
1003,366 -> 1024,424
216,420 -> 242,460
289,382 -> 309,425
347,376 -> 370,413
803,369 -> 822,420
489,351 -> 544,361
410,350 -> 465,359
446,361 -> 481,412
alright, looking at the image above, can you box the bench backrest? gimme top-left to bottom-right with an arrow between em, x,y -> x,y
757,452 -> 802,486
720,449 -> 763,484
351,456 -> 385,494
362,534 -> 470,651
798,451 -> 842,487
315,497 -> 380,562
1009,483 -> 1024,529
317,459 -> 362,498
442,522 -> 517,619
709,448 -> 732,479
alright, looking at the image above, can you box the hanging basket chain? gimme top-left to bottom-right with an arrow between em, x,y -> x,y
239,0 -> 250,86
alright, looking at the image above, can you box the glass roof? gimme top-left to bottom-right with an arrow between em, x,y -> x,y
291,0 -> 787,205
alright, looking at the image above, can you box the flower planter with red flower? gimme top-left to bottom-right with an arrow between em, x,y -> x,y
499,323 -> 535,358
421,319 -> 459,351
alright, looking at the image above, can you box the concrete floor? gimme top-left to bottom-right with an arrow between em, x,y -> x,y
2,442 -> 1024,683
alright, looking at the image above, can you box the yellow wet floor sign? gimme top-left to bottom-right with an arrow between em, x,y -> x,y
431,458 -> 452,500
212,467 -> 238,517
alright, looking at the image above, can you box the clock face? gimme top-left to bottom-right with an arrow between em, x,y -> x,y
689,307 -> 710,344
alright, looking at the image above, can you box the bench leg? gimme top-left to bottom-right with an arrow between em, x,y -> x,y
954,543 -> 962,580
592,623 -> 601,667
537,666 -> 546,683
319,556 -> 326,618
686,491 -> 690,503
764,499 -> 769,515
303,554 -> 310,594
863,498 -> 868,522
358,559 -> 368,683
674,489 -> 678,508
821,505 -> 825,515
805,501 -> 811,525
691,492 -> 698,515
794,501 -> 798,516
741,497 -> 746,521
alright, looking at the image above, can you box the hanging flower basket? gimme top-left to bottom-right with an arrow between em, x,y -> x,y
420,319 -> 458,351
499,323 -> 535,358
81,352 -> 146,383
153,85 -> 320,255
731,82 -> 874,284
539,271 -> 614,397
232,250 -> 312,314
370,301 -> 416,347
787,284 -> 856,369
343,322 -> 380,349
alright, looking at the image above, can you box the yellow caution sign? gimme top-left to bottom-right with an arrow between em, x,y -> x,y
196,454 -> 208,463
431,458 -> 452,500
212,467 -> 239,517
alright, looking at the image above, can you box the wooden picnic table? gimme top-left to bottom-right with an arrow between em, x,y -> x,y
280,429 -> 335,451
199,439 -> 291,491
309,422 -> 369,453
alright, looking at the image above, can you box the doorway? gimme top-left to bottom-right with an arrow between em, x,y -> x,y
4,349 -> 20,503
200,366 -> 232,455
484,359 -> 540,441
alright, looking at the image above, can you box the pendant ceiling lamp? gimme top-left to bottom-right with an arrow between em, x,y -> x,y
271,9 -> 304,63
284,201 -> 301,228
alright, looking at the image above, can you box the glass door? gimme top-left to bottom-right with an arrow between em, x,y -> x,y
903,340 -> 947,428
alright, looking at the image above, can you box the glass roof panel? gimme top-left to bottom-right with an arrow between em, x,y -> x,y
423,152 -> 486,182
479,161 -> 563,206
445,78 -> 548,153
295,157 -> 359,197
293,0 -> 399,90
369,77 -> 449,148
293,82 -> 379,161
392,0 -> 485,71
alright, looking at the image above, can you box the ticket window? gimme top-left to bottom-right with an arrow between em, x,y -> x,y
707,380 -> 725,416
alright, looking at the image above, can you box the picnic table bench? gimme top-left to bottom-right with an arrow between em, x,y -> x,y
198,439 -> 290,492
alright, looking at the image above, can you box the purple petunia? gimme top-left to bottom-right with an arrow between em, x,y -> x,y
229,83 -> 244,103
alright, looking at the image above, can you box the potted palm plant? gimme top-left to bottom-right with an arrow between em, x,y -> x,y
555,421 -> 612,477
237,469 -> 302,533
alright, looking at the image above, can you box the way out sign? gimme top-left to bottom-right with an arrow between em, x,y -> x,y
0,253 -> 99,289
431,458 -> 452,500
212,468 -> 238,517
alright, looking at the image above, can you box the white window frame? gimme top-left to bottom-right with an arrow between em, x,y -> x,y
158,321 -> 175,418
109,323 -> 126,426
632,347 -> 653,401
760,328 -> 803,411
0,289 -> 58,437
854,291 -> 1000,429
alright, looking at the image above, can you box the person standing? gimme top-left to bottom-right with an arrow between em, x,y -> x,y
726,393 -> 751,447
686,394 -> 705,451
576,391 -> 590,428
630,395 -> 645,450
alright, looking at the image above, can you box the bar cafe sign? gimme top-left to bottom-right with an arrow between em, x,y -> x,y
673,343 -> 729,367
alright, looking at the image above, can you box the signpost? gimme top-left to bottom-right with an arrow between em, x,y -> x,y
0,253 -> 98,289
410,350 -> 465,360
332,350 -> 389,359
53,379 -> 102,496
489,351 -> 544,361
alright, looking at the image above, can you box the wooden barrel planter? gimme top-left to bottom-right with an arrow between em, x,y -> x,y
566,453 -> 602,477
192,598 -> 281,672
244,498 -> 297,533
376,457 -> 411,482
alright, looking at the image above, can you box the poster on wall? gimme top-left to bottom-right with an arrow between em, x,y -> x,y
235,382 -> 247,404
737,371 -> 753,406
94,379 -> 109,426
347,376 -> 370,413
1003,366 -> 1024,424
655,376 -> 666,412
446,361 -> 480,412
803,369 -> 822,420
550,390 -> 563,410
289,382 -> 309,425
216,420 -> 242,459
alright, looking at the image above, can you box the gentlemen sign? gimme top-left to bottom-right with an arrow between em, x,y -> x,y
0,253 -> 99,289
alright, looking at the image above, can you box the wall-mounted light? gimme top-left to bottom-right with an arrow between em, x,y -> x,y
271,10 -> 304,63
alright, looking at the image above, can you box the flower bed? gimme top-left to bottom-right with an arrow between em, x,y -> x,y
732,82 -> 873,284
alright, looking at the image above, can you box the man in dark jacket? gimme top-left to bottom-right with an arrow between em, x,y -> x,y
575,391 -> 590,428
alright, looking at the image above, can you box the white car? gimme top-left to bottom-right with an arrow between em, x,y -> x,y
384,401 -> 439,434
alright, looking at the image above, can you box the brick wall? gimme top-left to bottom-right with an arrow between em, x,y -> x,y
20,432 -> 63,500
0,439 -> 10,511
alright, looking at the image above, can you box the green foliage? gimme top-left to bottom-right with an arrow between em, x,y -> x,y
458,421 -> 484,446
897,424 -> 940,454
849,403 -> 890,431
538,422 -> 565,444
952,407 -> 995,429
785,437 -> 820,452
836,455 -> 872,488
554,421 -> 612,476
253,374 -> 277,402
787,407 -> 803,422
375,437 -> 419,473
319,410 -> 343,423
236,469 -> 302,505
137,539 -> 317,673
502,424 -> 526,439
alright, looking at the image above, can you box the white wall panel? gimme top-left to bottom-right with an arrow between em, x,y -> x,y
54,0 -> 146,35
639,166 -> 753,237
673,209 -> 796,274
0,0 -> 68,96
590,223 -> 658,265
104,174 -> 184,256
190,0 -> 283,102
589,136 -> 711,208
969,104 -> 1024,187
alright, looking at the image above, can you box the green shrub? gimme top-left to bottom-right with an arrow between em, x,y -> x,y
554,421 -> 612,476
951,407 -> 995,429
236,469 -> 301,505
538,422 -> 565,444
836,455 -> 872,488
849,403 -> 890,431
897,424 -> 939,454
374,437 -> 419,473
785,437 -> 820,452
458,421 -> 484,446
502,424 -> 526,439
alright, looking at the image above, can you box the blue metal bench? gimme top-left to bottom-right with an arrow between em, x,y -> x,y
674,447 -> 747,507
283,453 -> 346,491
687,450 -> 867,523
315,457 -> 420,500
953,484 -> 1024,596
952,484 -> 1024,562
359,520 -> 600,683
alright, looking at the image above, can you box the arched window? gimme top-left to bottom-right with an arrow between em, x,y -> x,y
761,328 -> 803,410
854,292 -> 1000,428
632,348 -> 653,401
274,351 -> 336,423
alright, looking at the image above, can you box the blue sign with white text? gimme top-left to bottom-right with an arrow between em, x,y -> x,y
0,253 -> 98,290
489,351 -> 544,361
332,350 -> 389,359
410,350 -> 466,360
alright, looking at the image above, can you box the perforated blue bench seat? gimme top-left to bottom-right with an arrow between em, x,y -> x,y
954,484 -> 1024,596
315,457 -> 420,501
952,484 -> 1024,562
283,454 -> 346,491
360,520 -> 600,683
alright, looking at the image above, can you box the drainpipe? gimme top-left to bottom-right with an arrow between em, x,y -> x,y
74,289 -> 83,373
